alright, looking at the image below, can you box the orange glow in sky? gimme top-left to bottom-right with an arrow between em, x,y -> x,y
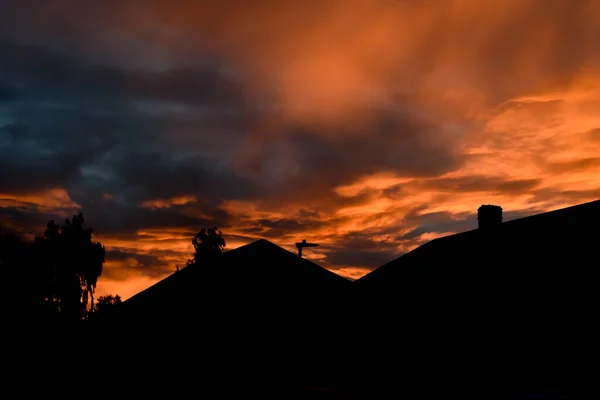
2,0 -> 600,300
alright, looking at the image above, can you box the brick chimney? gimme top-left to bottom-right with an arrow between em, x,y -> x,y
477,204 -> 502,230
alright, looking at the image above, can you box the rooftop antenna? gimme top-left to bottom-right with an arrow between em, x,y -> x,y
296,239 -> 319,258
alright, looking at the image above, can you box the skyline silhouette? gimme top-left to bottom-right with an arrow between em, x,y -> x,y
3,199 -> 600,304
1,1 -> 599,397
5,198 -> 593,316
84,199 -> 599,398
3,193 -> 597,397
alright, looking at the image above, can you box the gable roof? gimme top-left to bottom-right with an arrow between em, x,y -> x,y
354,199 -> 600,290
92,239 -> 354,390
110,238 -> 351,321
347,200 -> 600,395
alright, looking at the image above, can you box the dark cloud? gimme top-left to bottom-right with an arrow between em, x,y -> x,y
75,200 -> 231,236
502,208 -> 547,223
378,177 -> 543,203
0,34 -> 260,237
126,68 -> 247,108
305,111 -> 460,178
0,83 -> 20,103
586,128 -> 600,142
0,124 -> 30,139
403,210 -> 473,233
106,249 -> 157,267
318,230 -> 401,270
103,151 -> 259,204
229,215 -> 335,240
0,207 -> 54,237
499,179 -> 542,193
422,176 -> 542,194
325,247 -> 395,269
527,188 -> 600,208
0,137 -> 88,195
255,218 -> 308,238
0,38 -> 246,108
238,110 -> 463,206
397,228 -> 426,242
240,217 -> 329,239
546,158 -> 600,174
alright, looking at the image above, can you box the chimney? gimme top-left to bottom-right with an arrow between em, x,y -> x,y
478,204 -> 503,230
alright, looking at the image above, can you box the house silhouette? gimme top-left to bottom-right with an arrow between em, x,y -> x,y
93,239 -> 354,393
349,199 -> 600,398
109,238 -> 351,320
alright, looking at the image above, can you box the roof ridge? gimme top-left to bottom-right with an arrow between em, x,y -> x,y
357,198 -> 600,284
231,238 -> 334,269
123,237 -> 353,305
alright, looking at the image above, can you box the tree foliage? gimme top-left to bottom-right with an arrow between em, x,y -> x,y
94,294 -> 122,314
189,226 -> 226,265
0,231 -> 40,319
32,212 -> 105,321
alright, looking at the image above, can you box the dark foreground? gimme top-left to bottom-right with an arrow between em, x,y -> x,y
5,322 -> 593,399
6,272 -> 597,399
5,296 -> 588,399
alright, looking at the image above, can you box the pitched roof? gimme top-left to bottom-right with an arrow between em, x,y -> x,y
354,199 -> 600,290
347,200 -> 600,393
110,238 -> 351,321
94,239 -> 354,389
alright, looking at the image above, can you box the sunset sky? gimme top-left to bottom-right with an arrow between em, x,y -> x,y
2,0 -> 600,300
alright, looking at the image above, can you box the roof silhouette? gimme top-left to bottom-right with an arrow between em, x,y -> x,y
122,238 -> 350,308
354,198 -> 600,288
349,199 -> 600,396
93,238 -> 353,390
100,238 -> 352,327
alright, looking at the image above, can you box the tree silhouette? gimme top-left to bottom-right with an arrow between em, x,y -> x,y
0,231 -> 27,280
0,231 -> 45,319
190,226 -> 226,265
32,212 -> 105,321
94,294 -> 122,314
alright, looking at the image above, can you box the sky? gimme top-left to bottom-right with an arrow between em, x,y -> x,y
2,0 -> 600,300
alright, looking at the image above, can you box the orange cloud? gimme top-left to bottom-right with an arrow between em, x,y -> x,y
102,193 -> 116,201
140,195 -> 197,209
0,188 -> 80,212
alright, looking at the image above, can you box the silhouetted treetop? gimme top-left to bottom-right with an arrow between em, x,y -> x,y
94,294 -> 122,314
32,212 -> 105,321
191,226 -> 226,265
0,230 -> 38,319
